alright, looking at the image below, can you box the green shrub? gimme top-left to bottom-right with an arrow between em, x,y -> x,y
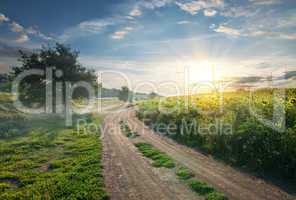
120,121 -> 138,138
135,143 -> 175,168
189,180 -> 214,195
176,166 -> 194,180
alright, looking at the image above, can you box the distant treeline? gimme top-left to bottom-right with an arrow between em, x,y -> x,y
100,86 -> 152,100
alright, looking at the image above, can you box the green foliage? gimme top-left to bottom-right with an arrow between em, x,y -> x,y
119,120 -> 138,138
0,93 -> 29,139
188,179 -> 228,200
189,180 -> 214,195
0,171 -> 18,179
10,43 -> 98,107
118,86 -> 132,102
206,192 -> 228,200
0,113 -> 108,200
136,89 -> 296,181
176,166 -> 194,180
135,143 -> 175,168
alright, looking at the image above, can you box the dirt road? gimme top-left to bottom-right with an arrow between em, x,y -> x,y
102,112 -> 200,200
103,109 -> 293,200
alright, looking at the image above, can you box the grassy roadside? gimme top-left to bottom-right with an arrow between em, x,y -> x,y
120,119 -> 228,200
175,166 -> 194,180
189,180 -> 227,200
119,120 -> 139,138
133,140 -> 228,200
0,100 -> 108,200
135,143 -> 175,168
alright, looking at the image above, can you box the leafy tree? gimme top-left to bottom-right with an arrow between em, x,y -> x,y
10,43 -> 97,111
119,86 -> 132,102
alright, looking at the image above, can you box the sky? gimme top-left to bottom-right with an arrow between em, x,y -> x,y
0,0 -> 295,94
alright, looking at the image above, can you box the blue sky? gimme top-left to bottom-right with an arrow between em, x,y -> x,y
0,0 -> 295,93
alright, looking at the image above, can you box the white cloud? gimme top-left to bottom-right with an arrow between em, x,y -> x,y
60,17 -> 122,41
140,0 -> 172,10
111,31 -> 127,40
254,31 -> 296,40
214,24 -> 296,40
214,25 -> 241,36
175,1 -> 203,15
204,9 -> 217,16
10,21 -> 24,33
111,27 -> 134,40
175,0 -> 224,15
79,20 -> 113,33
130,7 -> 142,17
177,20 -> 191,25
249,0 -> 282,5
1,12 -> 52,43
0,13 -> 51,42
128,0 -> 172,18
221,6 -> 258,17
124,27 -> 134,31
279,33 -> 296,40
215,7 -> 296,41
26,27 -> 37,35
26,27 -> 53,41
0,13 -> 9,23
15,34 -> 29,43
209,23 -> 216,29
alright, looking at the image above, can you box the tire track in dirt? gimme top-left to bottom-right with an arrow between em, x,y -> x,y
126,109 -> 293,200
102,112 -> 201,200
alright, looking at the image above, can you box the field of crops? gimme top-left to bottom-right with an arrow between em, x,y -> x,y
136,89 -> 296,181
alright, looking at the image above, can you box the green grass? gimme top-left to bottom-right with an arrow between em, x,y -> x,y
189,180 -> 215,195
176,166 -> 194,180
0,110 -> 109,200
189,180 -> 228,200
135,143 -> 175,168
206,192 -> 228,200
119,120 -> 139,138
0,93 -> 29,139
135,141 -> 227,198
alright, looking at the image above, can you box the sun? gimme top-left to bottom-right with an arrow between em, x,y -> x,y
188,61 -> 222,83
